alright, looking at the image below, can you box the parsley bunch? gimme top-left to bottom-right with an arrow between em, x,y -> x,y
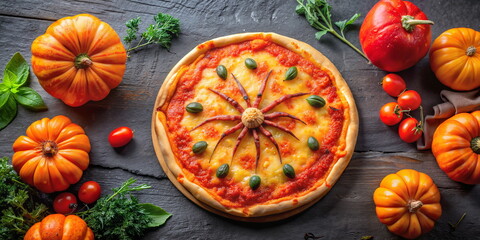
124,13 -> 180,54
0,157 -> 49,240
296,0 -> 367,60
79,178 -> 171,240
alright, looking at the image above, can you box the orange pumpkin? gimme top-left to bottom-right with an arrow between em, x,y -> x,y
373,169 -> 442,239
432,111 -> 480,184
31,14 -> 127,107
430,28 -> 480,91
24,214 -> 94,240
12,115 -> 91,193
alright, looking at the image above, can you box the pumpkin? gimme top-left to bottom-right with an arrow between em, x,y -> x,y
373,169 -> 442,239
12,115 -> 91,193
429,28 -> 480,91
432,111 -> 480,184
31,14 -> 127,107
24,214 -> 94,240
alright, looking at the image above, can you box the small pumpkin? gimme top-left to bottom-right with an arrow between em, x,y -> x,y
12,115 -> 91,193
430,28 -> 480,91
24,214 -> 94,240
373,169 -> 442,239
432,111 -> 480,184
31,14 -> 127,107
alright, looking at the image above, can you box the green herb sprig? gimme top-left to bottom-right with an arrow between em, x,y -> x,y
0,157 -> 49,240
295,0 -> 368,60
0,53 -> 47,130
124,13 -> 180,55
78,178 -> 171,240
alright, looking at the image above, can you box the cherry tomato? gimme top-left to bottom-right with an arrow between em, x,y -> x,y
398,90 -> 422,110
53,192 -> 77,214
78,181 -> 102,204
108,126 -> 134,147
382,73 -> 406,97
399,117 -> 423,143
380,102 -> 403,126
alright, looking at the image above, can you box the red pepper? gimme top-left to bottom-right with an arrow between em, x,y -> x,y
359,0 -> 434,72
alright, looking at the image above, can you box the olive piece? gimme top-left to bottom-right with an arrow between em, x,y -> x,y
283,164 -> 295,179
192,141 -> 208,154
245,58 -> 257,69
186,102 -> 203,113
249,175 -> 261,190
216,65 -> 228,80
308,136 -> 319,151
216,163 -> 229,178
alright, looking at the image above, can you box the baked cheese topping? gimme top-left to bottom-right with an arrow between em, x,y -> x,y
162,39 -> 347,207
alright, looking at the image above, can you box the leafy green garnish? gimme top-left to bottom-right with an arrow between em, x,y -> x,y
78,178 -> 171,240
124,13 -> 180,55
0,157 -> 49,240
295,0 -> 367,60
0,53 -> 47,130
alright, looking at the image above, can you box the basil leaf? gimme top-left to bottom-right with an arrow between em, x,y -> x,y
0,83 -> 8,92
13,87 -> 47,110
0,91 -> 10,108
0,95 -> 17,130
315,30 -> 328,40
2,69 -> 16,88
139,203 -> 171,228
4,52 -> 29,87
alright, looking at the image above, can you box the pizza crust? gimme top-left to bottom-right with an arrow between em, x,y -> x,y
152,32 -> 359,219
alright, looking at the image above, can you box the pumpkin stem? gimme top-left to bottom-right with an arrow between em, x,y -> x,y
75,54 -> 93,69
466,46 -> 477,56
470,137 -> 480,154
401,15 -> 434,32
42,141 -> 58,157
407,200 -> 423,213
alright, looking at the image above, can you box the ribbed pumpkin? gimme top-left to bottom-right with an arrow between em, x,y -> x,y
12,115 -> 91,193
31,14 -> 127,107
430,28 -> 480,91
432,111 -> 480,184
373,169 -> 442,239
24,214 -> 94,240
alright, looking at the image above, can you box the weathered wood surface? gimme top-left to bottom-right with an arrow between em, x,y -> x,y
0,0 -> 479,239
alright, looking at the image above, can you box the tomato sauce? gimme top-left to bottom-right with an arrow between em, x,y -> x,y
164,39 -> 345,208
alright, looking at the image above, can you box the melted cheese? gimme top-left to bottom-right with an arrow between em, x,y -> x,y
180,51 -> 338,188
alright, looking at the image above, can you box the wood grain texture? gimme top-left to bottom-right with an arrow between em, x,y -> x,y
0,0 -> 479,239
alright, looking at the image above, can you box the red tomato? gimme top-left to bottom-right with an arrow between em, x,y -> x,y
399,117 -> 422,143
53,192 -> 77,214
398,90 -> 422,110
78,181 -> 102,204
359,0 -> 433,72
380,102 -> 403,126
108,126 -> 134,147
382,74 -> 406,97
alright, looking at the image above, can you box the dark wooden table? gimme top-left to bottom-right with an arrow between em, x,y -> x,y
1,0 -> 479,239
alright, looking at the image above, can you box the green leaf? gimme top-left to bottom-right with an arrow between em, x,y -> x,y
4,53 -> 29,87
124,17 -> 141,44
0,91 -> 10,109
295,4 -> 305,15
139,203 -> 171,227
2,69 -> 16,88
335,13 -> 361,32
315,30 -> 328,40
13,87 -> 47,111
0,83 -> 7,92
0,95 -> 17,130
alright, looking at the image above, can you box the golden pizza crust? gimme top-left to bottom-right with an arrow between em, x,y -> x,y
152,32 -> 358,218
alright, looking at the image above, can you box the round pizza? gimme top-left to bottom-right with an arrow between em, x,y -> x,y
152,32 -> 358,219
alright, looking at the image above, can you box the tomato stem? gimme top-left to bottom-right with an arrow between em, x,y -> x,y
466,46 -> 477,56
41,141 -> 58,157
401,15 -> 434,32
470,137 -> 480,154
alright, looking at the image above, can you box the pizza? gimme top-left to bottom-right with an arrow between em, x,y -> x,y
152,32 -> 358,219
